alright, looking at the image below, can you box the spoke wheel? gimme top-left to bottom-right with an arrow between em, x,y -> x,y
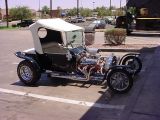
20,66 -> 33,81
107,69 -> 133,94
17,60 -> 41,85
122,56 -> 142,75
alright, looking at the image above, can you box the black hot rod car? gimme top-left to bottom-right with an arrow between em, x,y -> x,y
15,18 -> 142,94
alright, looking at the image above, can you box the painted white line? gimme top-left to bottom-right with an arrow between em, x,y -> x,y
0,88 -> 125,110
12,62 -> 19,65
23,48 -> 35,52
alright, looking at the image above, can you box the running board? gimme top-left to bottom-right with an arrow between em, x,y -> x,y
49,72 -> 104,82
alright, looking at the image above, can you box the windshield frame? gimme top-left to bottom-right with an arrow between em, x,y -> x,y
65,30 -> 85,48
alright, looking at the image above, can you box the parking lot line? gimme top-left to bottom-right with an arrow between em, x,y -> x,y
12,62 -> 19,65
0,88 -> 125,110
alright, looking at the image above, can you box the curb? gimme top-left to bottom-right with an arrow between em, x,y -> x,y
99,48 -> 140,52
98,47 -> 156,53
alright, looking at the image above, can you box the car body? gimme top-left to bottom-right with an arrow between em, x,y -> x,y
91,20 -> 106,29
76,17 -> 86,22
103,18 -> 111,24
15,18 -> 142,94
17,19 -> 34,27
70,17 -> 85,23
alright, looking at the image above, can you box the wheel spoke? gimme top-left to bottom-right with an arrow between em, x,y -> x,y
20,66 -> 33,81
109,71 -> 129,91
125,58 -> 140,73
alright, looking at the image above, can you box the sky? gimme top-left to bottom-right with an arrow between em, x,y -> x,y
0,0 -> 126,10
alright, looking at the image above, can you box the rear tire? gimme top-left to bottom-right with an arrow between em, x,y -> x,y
107,69 -> 133,94
122,56 -> 142,75
17,60 -> 41,85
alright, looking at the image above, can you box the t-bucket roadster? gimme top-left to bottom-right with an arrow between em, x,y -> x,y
15,18 -> 142,94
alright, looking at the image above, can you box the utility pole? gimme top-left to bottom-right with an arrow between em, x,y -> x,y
39,0 -> 40,11
93,1 -> 95,10
77,0 -> 79,17
126,0 -> 129,9
5,0 -> 9,27
109,0 -> 111,11
50,0 -> 52,18
39,0 -> 41,18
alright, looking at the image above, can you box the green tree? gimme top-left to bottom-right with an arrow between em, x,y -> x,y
67,8 -> 77,16
80,8 -> 92,17
67,7 -> 92,17
127,7 -> 136,15
9,6 -> 32,21
116,9 -> 124,16
96,6 -> 108,17
41,5 -> 50,15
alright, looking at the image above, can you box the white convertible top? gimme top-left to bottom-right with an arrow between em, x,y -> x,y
30,18 -> 83,31
29,18 -> 84,54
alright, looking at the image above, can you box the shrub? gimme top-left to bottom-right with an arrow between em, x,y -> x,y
104,28 -> 126,45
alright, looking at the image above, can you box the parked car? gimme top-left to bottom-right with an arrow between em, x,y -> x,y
69,17 -> 78,23
15,18 -> 142,94
91,20 -> 106,29
86,17 -> 97,21
103,18 -> 111,24
70,17 -> 85,23
17,19 -> 34,27
76,17 -> 86,22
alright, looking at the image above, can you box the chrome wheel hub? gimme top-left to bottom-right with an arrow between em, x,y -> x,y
110,72 -> 129,91
20,66 -> 33,81
127,60 -> 139,72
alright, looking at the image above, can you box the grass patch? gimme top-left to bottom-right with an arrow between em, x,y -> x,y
0,26 -> 19,30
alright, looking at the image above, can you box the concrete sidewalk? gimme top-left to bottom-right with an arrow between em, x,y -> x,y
89,31 -> 160,52
91,31 -> 160,119
127,46 -> 160,120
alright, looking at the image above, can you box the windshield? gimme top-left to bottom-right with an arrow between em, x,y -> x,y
66,30 -> 84,48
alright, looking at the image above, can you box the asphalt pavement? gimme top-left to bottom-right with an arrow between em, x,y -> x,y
0,29 -> 160,120
92,30 -> 160,119
120,46 -> 160,120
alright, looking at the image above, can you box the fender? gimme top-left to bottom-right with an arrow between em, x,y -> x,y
103,65 -> 131,80
15,51 -> 41,70
108,65 -> 131,70
119,53 -> 140,65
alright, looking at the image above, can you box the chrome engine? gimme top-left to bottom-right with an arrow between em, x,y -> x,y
77,53 -> 117,80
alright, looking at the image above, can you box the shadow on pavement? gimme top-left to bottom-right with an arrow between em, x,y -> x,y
11,46 -> 157,120
11,75 -> 104,88
79,46 -> 157,120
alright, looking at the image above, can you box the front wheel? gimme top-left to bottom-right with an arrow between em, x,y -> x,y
107,69 -> 133,94
17,60 -> 41,85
